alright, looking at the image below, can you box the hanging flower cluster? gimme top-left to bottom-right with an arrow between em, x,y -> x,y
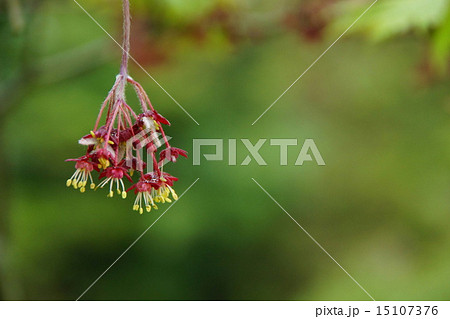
66,75 -> 187,213
66,0 -> 187,214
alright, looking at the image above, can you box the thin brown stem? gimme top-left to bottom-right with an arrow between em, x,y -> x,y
119,0 -> 131,77
127,78 -> 153,111
94,82 -> 118,130
159,127 -> 171,148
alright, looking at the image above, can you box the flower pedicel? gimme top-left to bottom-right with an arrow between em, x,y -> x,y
66,0 -> 187,213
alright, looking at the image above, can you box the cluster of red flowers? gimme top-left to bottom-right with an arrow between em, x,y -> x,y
66,74 -> 187,214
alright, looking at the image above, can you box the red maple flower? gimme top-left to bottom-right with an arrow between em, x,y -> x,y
98,165 -> 133,198
65,0 -> 186,213
127,171 -> 179,214
160,147 -> 188,163
65,157 -> 96,193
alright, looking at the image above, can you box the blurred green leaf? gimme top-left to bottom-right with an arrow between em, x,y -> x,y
432,9 -> 450,72
330,0 -> 450,72
333,0 -> 449,40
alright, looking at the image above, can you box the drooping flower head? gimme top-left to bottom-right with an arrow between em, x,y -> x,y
66,156 -> 97,193
98,165 -> 132,198
65,0 -> 186,213
127,171 -> 178,214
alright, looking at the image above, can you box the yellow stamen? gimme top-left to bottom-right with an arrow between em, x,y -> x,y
122,192 -> 127,199
66,179 -> 72,187
169,186 -> 178,200
98,158 -> 110,169
80,187 -> 86,193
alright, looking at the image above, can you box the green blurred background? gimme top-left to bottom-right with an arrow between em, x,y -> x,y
1,0 -> 449,300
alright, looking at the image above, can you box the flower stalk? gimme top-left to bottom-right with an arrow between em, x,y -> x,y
119,0 -> 130,77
